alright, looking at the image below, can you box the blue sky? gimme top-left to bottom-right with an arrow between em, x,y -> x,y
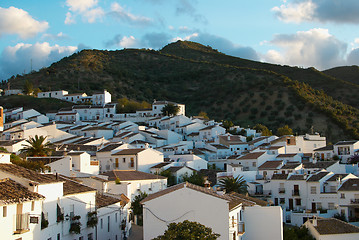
1,0 -> 359,80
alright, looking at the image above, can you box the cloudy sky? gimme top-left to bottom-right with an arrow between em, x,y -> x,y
1,0 -> 359,81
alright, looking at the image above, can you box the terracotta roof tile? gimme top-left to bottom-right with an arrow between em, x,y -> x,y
112,148 -> 146,156
309,217 -> 359,235
101,170 -> 166,181
238,152 -> 265,160
258,160 -> 283,170
96,193 -> 129,208
0,178 -> 45,205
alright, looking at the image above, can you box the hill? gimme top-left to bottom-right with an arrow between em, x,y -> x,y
2,41 -> 359,142
323,66 -> 359,85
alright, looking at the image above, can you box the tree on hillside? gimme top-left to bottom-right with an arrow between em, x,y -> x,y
254,124 -> 273,136
277,125 -> 293,136
20,135 -> 54,157
161,103 -> 180,116
153,220 -> 220,240
198,111 -> 209,120
218,176 -> 247,194
23,80 -> 33,95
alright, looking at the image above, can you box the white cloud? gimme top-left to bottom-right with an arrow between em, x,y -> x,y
66,0 -> 98,12
42,32 -> 69,41
109,2 -> 152,26
65,0 -> 104,24
273,0 -> 359,24
0,7 -> 48,39
263,28 -> 347,70
272,1 -> 316,23
0,42 -> 77,80
104,35 -> 140,48
65,12 -> 76,24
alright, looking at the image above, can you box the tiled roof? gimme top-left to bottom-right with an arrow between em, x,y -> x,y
248,137 -> 268,145
83,127 -> 112,131
101,170 -> 166,181
277,154 -> 297,158
0,139 -> 25,146
166,166 -> 187,173
258,160 -> 283,170
0,178 -> 45,205
238,152 -> 265,160
141,182 -> 230,205
307,172 -> 330,182
0,163 -> 61,184
303,161 -> 337,169
271,174 -> 288,180
335,140 -> 358,146
150,162 -> 171,169
288,174 -> 306,180
309,217 -> 359,235
112,148 -> 146,156
210,144 -> 229,150
338,178 -> 359,191
58,144 -> 98,152
97,143 -> 123,152
280,163 -> 301,169
226,192 -> 268,208
60,176 -> 96,196
326,174 -> 349,182
96,193 -> 129,208
314,145 -> 334,151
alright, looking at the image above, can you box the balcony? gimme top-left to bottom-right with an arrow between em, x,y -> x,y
14,213 -> 30,234
279,188 -> 286,194
292,190 -> 300,196
350,199 -> 359,204
238,222 -> 245,234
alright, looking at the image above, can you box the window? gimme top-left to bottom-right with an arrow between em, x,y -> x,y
101,218 -> 103,229
341,193 -> 345,199
87,233 -> 93,240
115,213 -> 118,222
328,203 -> 335,210
252,162 -> 256,167
108,216 -> 110,232
31,201 -> 35,211
310,186 -> 316,194
280,198 -> 285,204
295,198 -> 301,206
123,158 -> 126,163
317,202 -> 322,209
57,233 -> 60,240
130,158 -> 135,168
3,206 -> 6,217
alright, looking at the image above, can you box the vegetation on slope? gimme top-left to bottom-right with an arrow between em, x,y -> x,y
323,66 -> 359,85
2,41 -> 359,141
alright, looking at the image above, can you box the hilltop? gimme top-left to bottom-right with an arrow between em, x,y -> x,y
3,40 -> 359,141
323,66 -> 359,85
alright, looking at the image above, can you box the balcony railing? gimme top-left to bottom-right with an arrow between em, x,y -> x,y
292,190 -> 300,196
238,222 -> 245,234
350,199 -> 359,204
279,188 -> 286,194
14,213 -> 30,234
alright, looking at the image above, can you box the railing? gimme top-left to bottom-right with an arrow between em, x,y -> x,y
14,213 -> 29,234
350,199 -> 359,204
238,222 -> 245,234
292,190 -> 300,196
279,188 -> 286,194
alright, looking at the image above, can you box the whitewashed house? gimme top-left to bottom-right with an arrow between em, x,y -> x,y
141,182 -> 283,240
333,140 -> 359,163
38,90 -> 68,99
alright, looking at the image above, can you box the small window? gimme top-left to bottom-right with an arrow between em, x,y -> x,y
310,186 -> 316,194
3,206 -> 6,217
280,198 -> 285,204
252,162 -> 256,167
101,218 -> 103,229
31,201 -> 35,211
108,216 -> 110,232
341,193 -> 345,199
123,158 -> 126,163
57,233 -> 60,240
115,213 -> 118,222
296,198 -> 301,206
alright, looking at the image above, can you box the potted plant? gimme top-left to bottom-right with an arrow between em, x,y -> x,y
87,211 -> 98,228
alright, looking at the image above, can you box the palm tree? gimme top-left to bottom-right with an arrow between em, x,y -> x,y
20,135 -> 54,157
218,175 -> 247,194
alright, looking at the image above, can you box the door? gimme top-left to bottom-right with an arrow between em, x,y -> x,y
294,185 -> 299,195
289,199 -> 294,210
312,202 -> 316,213
275,198 -> 278,206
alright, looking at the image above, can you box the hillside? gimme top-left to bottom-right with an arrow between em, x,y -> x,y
2,41 -> 359,141
323,66 -> 359,85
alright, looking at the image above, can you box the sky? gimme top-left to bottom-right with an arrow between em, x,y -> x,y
2,0 -> 359,81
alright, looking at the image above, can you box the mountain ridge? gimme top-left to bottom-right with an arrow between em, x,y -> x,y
3,40 -> 359,141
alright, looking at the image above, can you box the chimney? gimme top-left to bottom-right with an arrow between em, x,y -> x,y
312,216 -> 317,227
